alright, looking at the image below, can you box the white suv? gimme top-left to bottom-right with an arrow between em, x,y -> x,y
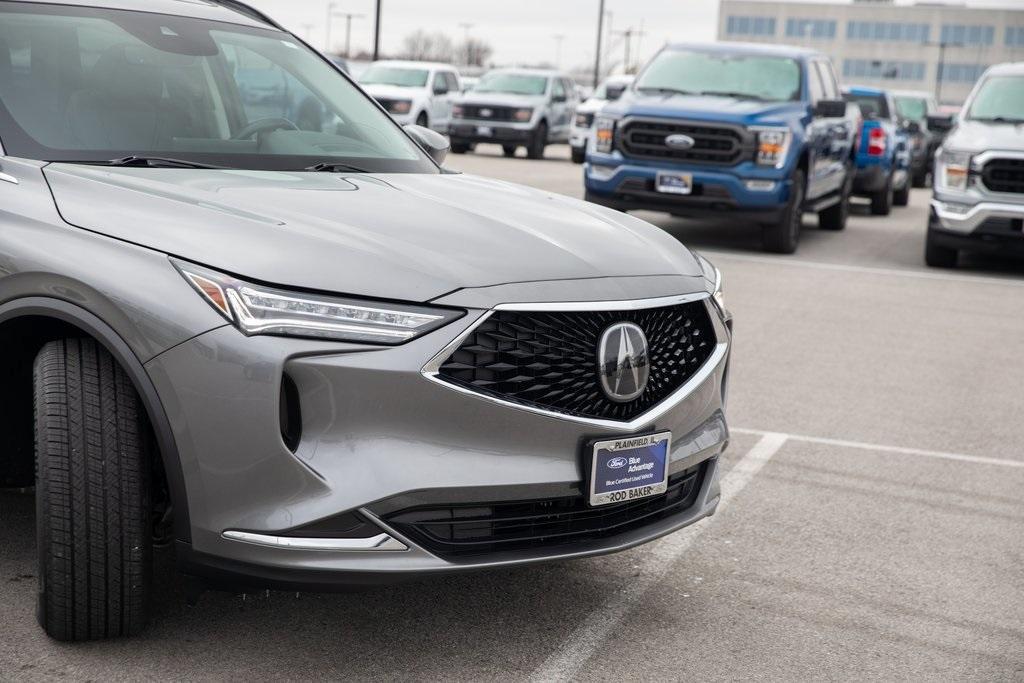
570,74 -> 633,164
359,60 -> 461,132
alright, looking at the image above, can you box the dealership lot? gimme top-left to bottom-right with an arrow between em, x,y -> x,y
1,146 -> 1022,681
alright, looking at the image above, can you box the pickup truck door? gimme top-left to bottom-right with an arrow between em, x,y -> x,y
806,61 -> 848,200
429,72 -> 452,130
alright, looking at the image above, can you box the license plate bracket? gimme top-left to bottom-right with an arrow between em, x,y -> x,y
655,171 -> 693,195
587,431 -> 671,507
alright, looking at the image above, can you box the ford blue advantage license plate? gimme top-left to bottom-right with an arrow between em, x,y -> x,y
655,171 -> 693,195
589,432 -> 671,506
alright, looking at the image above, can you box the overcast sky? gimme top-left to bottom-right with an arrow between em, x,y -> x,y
246,0 -> 1022,72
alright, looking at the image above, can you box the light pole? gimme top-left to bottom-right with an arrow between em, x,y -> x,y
372,0 -> 382,61
325,1 -> 336,52
925,40 -> 963,104
458,22 -> 474,66
592,0 -> 605,88
337,12 -> 364,58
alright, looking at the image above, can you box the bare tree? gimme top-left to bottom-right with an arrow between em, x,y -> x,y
457,37 -> 493,67
400,30 -> 455,62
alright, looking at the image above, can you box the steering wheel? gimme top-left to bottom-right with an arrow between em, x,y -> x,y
232,117 -> 300,140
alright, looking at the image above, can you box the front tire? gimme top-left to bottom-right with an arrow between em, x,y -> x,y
763,169 -> 805,254
527,121 -> 548,160
819,170 -> 852,231
35,339 -> 152,641
871,175 -> 894,216
502,145 -> 517,158
893,180 -> 910,207
571,145 -> 586,164
415,112 -> 429,129
450,140 -> 470,154
924,230 -> 958,268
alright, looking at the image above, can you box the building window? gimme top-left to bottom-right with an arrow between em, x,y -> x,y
938,63 -> 987,83
1007,27 -> 1024,47
726,15 -> 776,37
846,22 -> 930,43
940,24 -> 995,46
842,59 -> 926,82
785,18 -> 836,39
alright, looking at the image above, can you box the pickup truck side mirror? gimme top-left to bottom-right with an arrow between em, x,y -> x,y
926,114 -> 955,133
606,85 -> 626,102
404,124 -> 449,165
813,99 -> 847,118
551,93 -> 568,103
903,120 -> 921,134
433,85 -> 449,95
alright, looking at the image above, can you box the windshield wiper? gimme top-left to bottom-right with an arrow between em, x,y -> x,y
698,90 -> 768,101
636,86 -> 699,97
304,161 -> 370,173
970,116 -> 1024,124
103,156 -> 225,169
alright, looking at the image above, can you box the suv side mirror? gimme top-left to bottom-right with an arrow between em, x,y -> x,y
926,114 -> 955,133
813,99 -> 847,118
404,124 -> 449,165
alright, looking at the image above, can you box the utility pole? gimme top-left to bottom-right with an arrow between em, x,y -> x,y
372,0 -> 382,61
337,12 -> 364,58
928,40 -> 962,104
592,0 -> 605,88
553,34 -> 565,69
458,22 -> 474,66
325,2 -> 336,52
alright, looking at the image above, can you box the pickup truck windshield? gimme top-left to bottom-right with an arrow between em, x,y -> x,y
0,3 -> 435,172
635,50 -> 802,102
967,76 -> 1024,123
359,66 -> 429,88
895,96 -> 927,121
475,73 -> 548,96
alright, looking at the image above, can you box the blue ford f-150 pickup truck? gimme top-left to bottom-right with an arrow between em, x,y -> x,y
584,42 -> 856,253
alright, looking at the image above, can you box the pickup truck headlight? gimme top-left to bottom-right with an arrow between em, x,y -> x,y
513,108 -> 533,122
752,127 -> 791,168
594,116 -> 616,153
174,260 -> 462,345
937,149 -> 972,192
389,100 -> 412,115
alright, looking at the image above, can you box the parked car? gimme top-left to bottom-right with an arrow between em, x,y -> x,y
449,68 -> 579,159
925,62 -> 1024,267
359,60 -> 460,132
0,0 -> 732,641
893,89 -> 943,187
460,75 -> 479,92
842,86 -> 911,215
584,42 -> 856,254
570,74 -> 634,164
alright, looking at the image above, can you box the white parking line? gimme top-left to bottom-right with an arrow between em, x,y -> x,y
529,432 -> 790,683
732,428 -> 1024,469
700,250 -> 1024,289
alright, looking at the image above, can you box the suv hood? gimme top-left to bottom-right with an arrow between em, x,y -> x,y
607,93 -> 807,125
944,119 -> 1024,154
43,165 -> 703,302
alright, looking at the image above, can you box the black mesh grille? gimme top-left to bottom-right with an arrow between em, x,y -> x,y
619,119 -> 752,164
384,464 -> 704,558
982,158 -> 1024,194
436,301 -> 717,421
459,105 -> 518,121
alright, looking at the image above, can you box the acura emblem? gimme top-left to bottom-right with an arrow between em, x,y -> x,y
665,134 -> 696,150
597,322 -> 650,403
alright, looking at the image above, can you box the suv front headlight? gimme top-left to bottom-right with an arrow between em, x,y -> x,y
751,127 -> 791,168
594,116 -> 617,153
174,260 -> 463,345
936,148 -> 972,191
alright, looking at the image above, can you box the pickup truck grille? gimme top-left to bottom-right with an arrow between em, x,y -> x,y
458,105 -> 518,122
619,119 -> 751,165
982,158 -> 1024,195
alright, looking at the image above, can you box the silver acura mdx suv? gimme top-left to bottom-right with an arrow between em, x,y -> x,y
0,0 -> 731,641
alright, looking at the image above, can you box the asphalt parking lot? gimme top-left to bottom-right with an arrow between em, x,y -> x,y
2,145 -> 1023,681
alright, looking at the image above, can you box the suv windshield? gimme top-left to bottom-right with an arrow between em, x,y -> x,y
474,73 -> 548,96
359,66 -> 429,88
967,76 -> 1024,123
895,96 -> 927,121
0,4 -> 435,172
635,49 -> 802,102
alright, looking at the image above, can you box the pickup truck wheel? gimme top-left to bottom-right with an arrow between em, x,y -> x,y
34,339 -> 152,641
924,230 -> 958,268
450,141 -> 470,154
502,145 -> 517,158
819,170 -> 852,231
893,181 -> 910,207
763,169 -> 805,254
870,175 -> 894,216
415,112 -> 429,128
527,122 -> 548,160
571,145 -> 586,164
912,168 -> 929,188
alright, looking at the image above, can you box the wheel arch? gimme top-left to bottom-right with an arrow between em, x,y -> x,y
0,297 -> 191,543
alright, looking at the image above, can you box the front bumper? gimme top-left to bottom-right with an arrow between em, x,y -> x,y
583,154 -> 790,223
928,200 -> 1024,255
145,285 -> 731,588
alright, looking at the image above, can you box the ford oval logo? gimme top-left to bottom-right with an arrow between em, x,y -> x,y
665,134 -> 696,150
607,456 -> 629,469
